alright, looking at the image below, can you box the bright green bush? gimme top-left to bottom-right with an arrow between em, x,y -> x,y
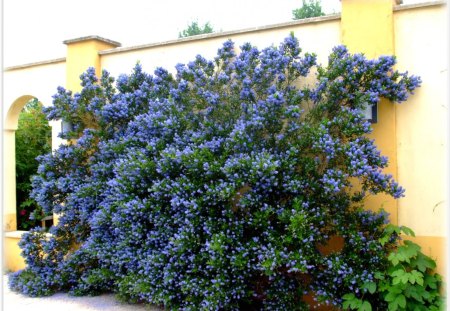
343,225 -> 444,310
292,0 -> 325,20
15,98 -> 52,230
9,34 -> 444,310
179,20 -> 214,38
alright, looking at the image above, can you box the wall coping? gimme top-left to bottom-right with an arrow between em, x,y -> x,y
4,57 -> 66,72
5,230 -> 52,239
98,14 -> 341,56
63,35 -> 122,47
4,230 -> 28,239
393,0 -> 446,11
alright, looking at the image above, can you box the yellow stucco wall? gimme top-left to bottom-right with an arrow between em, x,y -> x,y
4,232 -> 27,272
394,4 -> 447,238
3,61 -> 66,128
341,0 -> 398,225
65,37 -> 120,92
393,3 -> 448,276
100,17 -> 341,79
341,0 -> 395,59
341,0 -> 447,276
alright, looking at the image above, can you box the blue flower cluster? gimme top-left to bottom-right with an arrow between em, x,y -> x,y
9,34 -> 421,310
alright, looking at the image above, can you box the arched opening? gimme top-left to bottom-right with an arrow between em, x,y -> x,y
4,95 -> 52,232
16,98 -> 53,230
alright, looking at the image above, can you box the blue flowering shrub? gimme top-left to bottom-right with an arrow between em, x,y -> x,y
9,34 -> 443,310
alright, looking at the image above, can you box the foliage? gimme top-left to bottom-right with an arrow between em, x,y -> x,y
15,98 -> 52,230
8,34 -> 441,310
292,0 -> 325,20
179,20 -> 214,38
342,225 -> 444,310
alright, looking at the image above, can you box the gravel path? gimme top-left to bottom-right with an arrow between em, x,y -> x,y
2,274 -> 163,311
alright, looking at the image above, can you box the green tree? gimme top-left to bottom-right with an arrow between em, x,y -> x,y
292,0 -> 325,20
16,98 -> 52,229
179,20 -> 214,38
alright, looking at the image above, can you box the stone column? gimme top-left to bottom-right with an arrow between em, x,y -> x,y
3,129 -> 17,231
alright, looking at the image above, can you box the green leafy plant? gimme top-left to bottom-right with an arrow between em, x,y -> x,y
15,98 -> 52,230
343,225 -> 444,310
178,20 -> 214,38
292,0 -> 325,20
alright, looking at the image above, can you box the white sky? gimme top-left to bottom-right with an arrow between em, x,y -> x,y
3,0 -> 427,67
3,0 -> 339,67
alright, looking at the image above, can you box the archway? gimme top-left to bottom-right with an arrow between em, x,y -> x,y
4,95 -> 52,231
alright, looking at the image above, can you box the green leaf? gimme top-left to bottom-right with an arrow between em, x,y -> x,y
363,282 -> 377,294
411,252 -> 436,272
374,271 -> 385,280
392,241 -> 421,264
409,270 -> 424,285
392,269 -> 409,285
403,240 -> 421,257
423,274 -> 438,289
408,301 -> 427,311
343,293 -> 356,300
400,226 -> 415,237
342,293 -> 362,309
379,235 -> 390,246
388,253 -> 400,266
388,294 -> 406,311
388,301 -> 399,311
404,285 -> 425,303
391,269 -> 405,278
385,291 -> 398,302
396,294 -> 406,308
359,301 -> 372,311
352,300 -> 362,309
391,286 -> 403,294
